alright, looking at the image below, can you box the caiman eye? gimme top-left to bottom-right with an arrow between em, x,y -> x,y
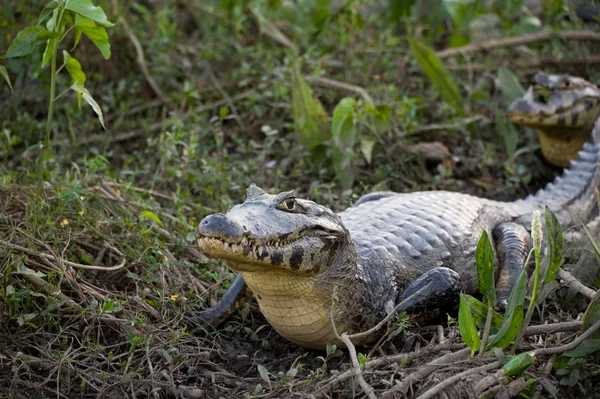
277,197 -> 301,213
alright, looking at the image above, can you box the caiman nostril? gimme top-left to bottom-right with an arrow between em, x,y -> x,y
196,213 -> 244,238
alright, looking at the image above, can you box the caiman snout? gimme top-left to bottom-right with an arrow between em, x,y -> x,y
196,214 -> 244,240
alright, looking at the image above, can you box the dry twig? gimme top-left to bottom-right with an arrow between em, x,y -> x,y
557,269 -> 597,300
437,30 -> 600,59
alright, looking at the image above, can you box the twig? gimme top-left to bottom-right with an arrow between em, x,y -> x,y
340,333 -> 377,399
347,283 -> 431,341
534,320 -> 600,357
314,76 -> 374,105
203,62 -> 246,129
416,360 -> 503,399
557,269 -> 597,300
315,343 -> 466,398
1,240 -> 127,271
329,287 -> 376,399
437,30 -> 600,59
383,320 -> 583,397
446,55 -> 600,73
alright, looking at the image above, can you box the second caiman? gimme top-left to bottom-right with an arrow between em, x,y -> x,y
194,77 -> 600,350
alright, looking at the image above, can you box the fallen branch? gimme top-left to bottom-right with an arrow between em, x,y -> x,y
340,333 -> 377,399
437,30 -> 600,59
1,241 -> 127,271
446,55 -> 600,73
557,269 -> 597,300
416,360 -> 503,399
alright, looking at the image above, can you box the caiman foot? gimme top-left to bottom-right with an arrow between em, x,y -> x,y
396,267 -> 462,316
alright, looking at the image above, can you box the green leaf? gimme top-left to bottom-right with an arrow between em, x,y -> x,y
331,97 -> 357,190
582,295 -> 600,339
476,231 -> 496,303
140,210 -> 163,227
458,293 -> 481,352
65,0 -> 114,27
542,206 -> 563,284
372,104 -> 391,132
63,51 -> 86,86
360,138 -> 376,165
463,294 -> 503,334
291,70 -> 330,150
496,110 -> 519,158
69,83 -> 106,129
408,38 -> 463,114
3,26 -> 47,58
487,269 -> 528,349
389,0 -> 416,20
257,364 -> 271,389
42,38 -> 57,68
0,66 -> 13,93
563,339 -> 600,358
39,0 -> 60,24
75,15 -> 111,59
496,68 -> 525,104
503,351 -> 536,377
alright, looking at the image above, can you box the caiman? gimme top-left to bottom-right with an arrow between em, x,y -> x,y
194,76 -> 600,350
509,72 -> 600,167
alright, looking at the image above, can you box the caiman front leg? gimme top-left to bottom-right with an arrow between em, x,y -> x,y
492,223 -> 531,309
395,267 -> 462,316
194,274 -> 252,327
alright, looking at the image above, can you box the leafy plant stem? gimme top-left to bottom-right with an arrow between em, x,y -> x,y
479,300 -> 493,355
511,247 -> 541,354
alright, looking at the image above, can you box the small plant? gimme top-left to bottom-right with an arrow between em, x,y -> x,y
1,0 -> 113,176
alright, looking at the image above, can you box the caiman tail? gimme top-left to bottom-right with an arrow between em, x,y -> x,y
518,118 -> 600,228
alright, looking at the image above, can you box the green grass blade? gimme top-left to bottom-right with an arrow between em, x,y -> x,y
458,293 -> 481,353
543,206 -> 563,284
408,38 -> 464,115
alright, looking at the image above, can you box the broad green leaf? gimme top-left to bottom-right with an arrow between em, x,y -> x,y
488,305 -> 523,349
331,98 -> 357,190
3,26 -> 46,58
487,268 -> 528,348
360,138 -> 375,165
291,70 -> 330,150
542,206 -> 563,284
503,351 -> 536,377
496,68 -> 525,104
463,294 -> 503,334
39,0 -> 60,24
69,83 -> 106,129
63,51 -> 86,86
0,66 -> 13,93
582,295 -> 600,339
140,210 -> 163,227
65,0 -> 114,27
476,231 -> 496,303
75,15 -> 111,59
408,38 -> 463,115
563,339 -> 600,358
458,293 -> 481,352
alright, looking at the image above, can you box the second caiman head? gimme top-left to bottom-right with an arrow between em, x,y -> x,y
508,72 -> 600,167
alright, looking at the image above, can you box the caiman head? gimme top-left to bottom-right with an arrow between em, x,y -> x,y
196,184 -> 356,348
508,72 -> 600,167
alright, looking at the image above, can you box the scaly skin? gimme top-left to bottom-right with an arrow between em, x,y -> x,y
509,72 -> 600,167
195,116 -> 600,349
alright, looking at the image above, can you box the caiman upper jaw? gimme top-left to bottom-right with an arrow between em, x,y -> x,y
196,213 -> 245,241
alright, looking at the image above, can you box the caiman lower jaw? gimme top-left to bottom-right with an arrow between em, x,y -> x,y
197,234 -> 308,271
